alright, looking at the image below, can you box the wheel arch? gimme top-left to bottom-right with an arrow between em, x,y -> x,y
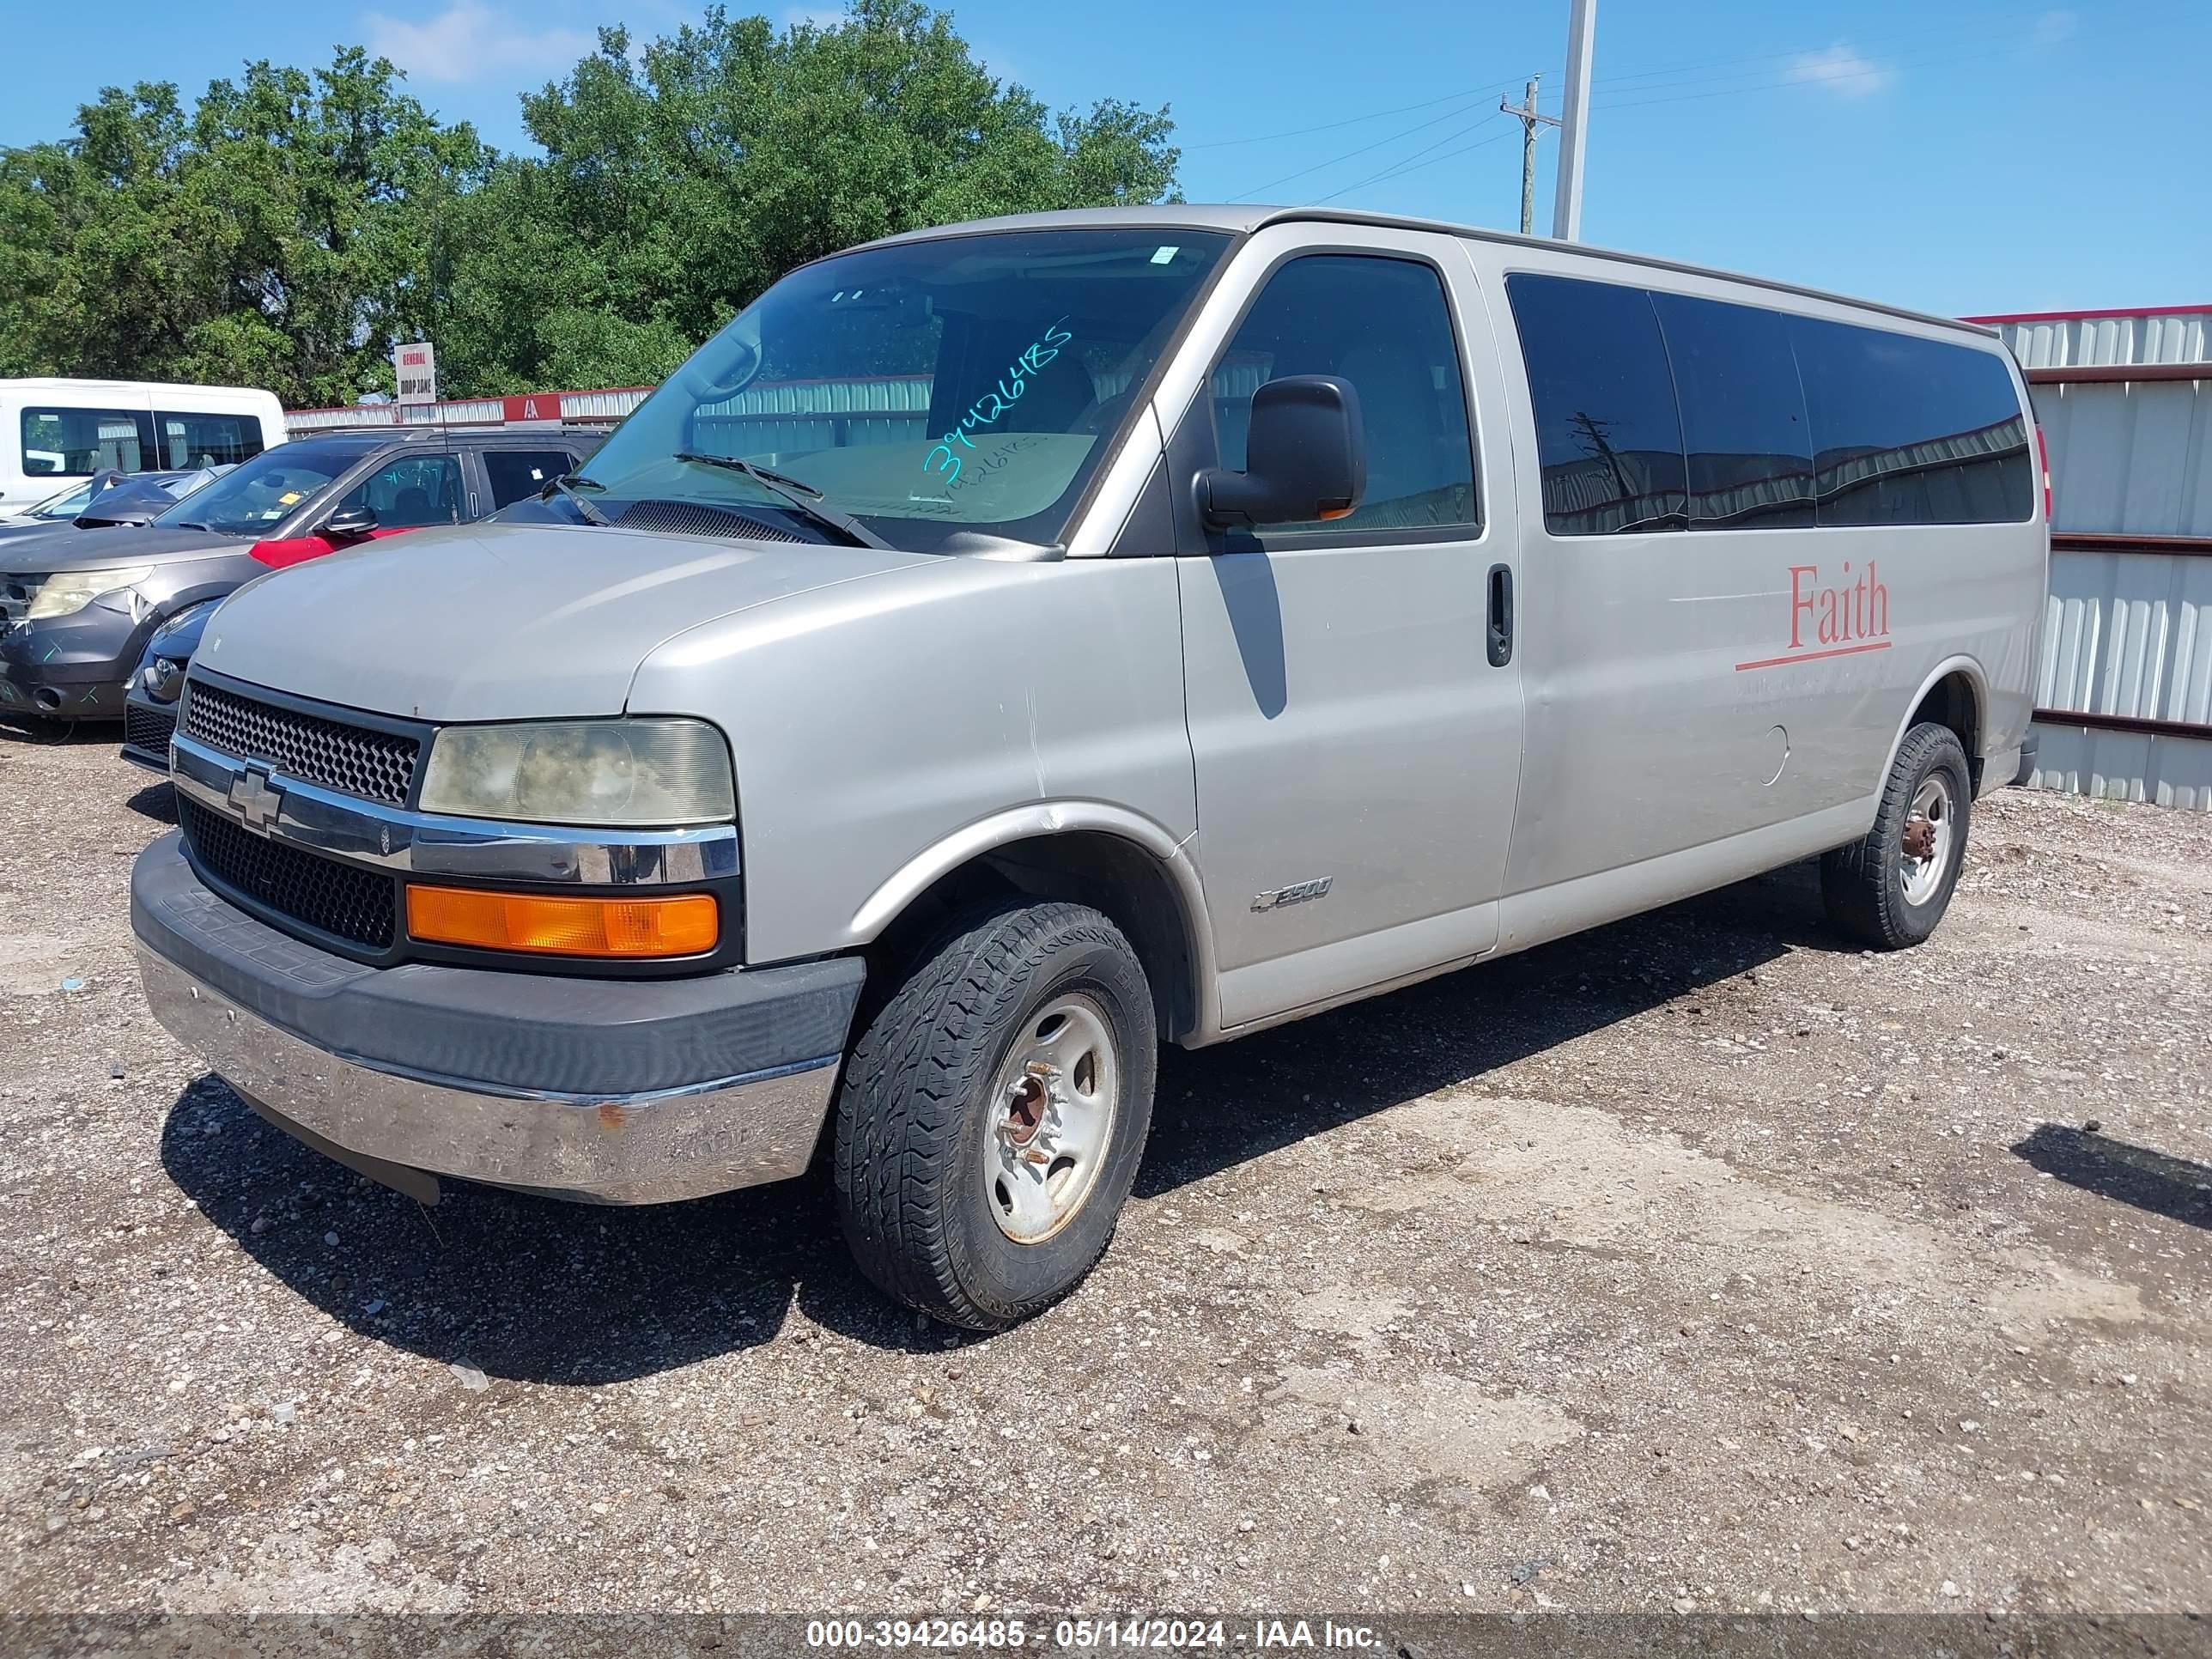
846,804 -> 1220,1044
1884,654 -> 1989,794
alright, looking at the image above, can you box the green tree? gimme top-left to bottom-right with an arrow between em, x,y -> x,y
0,4 -> 1179,403
438,0 -> 1180,394
0,50 -> 490,405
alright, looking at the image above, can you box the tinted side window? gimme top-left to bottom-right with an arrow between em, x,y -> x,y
1787,318 -> 2032,526
483,448 -> 576,510
20,407 -> 151,477
155,410 -> 265,469
1650,294 -> 1814,529
1214,254 -> 1477,534
341,454 -> 465,529
1507,274 -> 1686,535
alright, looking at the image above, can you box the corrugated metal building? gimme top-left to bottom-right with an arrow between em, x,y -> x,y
287,387 -> 653,433
1966,304 -> 2212,811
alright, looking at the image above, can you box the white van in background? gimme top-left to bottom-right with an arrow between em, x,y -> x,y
0,380 -> 286,514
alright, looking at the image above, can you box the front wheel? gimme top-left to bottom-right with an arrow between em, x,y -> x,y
832,900 -> 1157,1331
1821,720 -> 1972,950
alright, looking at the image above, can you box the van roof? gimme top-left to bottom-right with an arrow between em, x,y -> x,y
0,377 -> 283,398
858,204 -> 1999,341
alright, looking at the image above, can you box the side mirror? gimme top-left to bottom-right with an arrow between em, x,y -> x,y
1198,374 -> 1366,529
324,505 -> 378,539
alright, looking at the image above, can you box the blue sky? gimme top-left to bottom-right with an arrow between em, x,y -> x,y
7,0 -> 2209,318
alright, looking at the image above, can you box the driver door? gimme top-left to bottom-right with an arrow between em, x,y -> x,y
1167,226 -> 1524,1030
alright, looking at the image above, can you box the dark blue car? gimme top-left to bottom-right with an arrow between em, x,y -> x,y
118,598 -> 212,773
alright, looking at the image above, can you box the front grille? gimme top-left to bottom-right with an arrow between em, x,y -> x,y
617,500 -> 806,542
180,795 -> 397,951
125,701 -> 176,756
1,574 -> 48,629
181,681 -> 419,805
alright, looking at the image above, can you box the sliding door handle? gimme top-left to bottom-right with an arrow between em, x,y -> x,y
1486,562 -> 1514,668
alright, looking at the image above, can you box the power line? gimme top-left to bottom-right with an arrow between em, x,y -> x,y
1206,0 -> 2180,216
1227,88 -> 1517,200
1182,77 -> 1535,149
1310,121 -> 1517,204
1319,111 -> 1510,199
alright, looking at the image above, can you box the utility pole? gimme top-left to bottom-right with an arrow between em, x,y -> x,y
1499,76 -> 1559,236
1552,0 -> 1597,240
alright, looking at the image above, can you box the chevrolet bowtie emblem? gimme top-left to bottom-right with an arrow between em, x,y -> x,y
228,769 -> 283,833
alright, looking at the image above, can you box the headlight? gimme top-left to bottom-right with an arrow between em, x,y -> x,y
419,718 -> 736,827
26,566 -> 155,621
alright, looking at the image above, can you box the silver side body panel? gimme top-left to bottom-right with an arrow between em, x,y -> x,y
1458,236 -> 2043,952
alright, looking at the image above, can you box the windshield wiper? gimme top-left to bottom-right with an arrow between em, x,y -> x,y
169,521 -> 210,532
539,473 -> 611,526
672,453 -> 892,550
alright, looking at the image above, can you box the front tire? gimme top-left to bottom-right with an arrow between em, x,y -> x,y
1821,720 -> 1972,950
832,900 -> 1157,1331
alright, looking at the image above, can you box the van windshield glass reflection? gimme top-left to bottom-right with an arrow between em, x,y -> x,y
573,230 -> 1231,552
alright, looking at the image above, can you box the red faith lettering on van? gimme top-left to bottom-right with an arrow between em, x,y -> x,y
1735,562 -> 1892,672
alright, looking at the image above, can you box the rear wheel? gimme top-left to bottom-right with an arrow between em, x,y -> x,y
1821,721 -> 1972,950
832,900 -> 1157,1331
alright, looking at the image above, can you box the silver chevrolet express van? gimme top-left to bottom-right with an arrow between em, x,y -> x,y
133,206 -> 2047,1329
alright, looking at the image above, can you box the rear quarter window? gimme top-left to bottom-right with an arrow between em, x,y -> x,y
1786,317 -> 2033,526
483,448 -> 580,510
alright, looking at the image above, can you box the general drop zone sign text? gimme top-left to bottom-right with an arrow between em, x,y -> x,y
395,343 -> 437,405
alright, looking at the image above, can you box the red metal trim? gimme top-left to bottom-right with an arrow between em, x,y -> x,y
285,386 -> 657,417
2033,708 -> 2212,741
2027,363 -> 2208,386
1965,304 -> 2212,325
2051,532 -> 2212,559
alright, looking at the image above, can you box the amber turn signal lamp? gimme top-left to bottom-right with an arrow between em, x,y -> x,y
405,885 -> 719,958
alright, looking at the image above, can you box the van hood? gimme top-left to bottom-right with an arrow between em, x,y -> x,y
0,522 -> 244,571
195,521 -> 931,721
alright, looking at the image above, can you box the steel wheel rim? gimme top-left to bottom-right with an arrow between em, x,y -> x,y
1900,772 -> 1955,905
981,993 -> 1119,1244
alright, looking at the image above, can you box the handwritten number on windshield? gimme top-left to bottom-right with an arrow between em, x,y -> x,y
924,319 -> 1074,486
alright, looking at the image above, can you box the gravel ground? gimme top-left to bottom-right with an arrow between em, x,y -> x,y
2,724 -> 2208,1620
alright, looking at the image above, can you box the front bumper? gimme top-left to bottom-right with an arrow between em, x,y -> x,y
119,686 -> 179,775
0,605 -> 142,721
133,831 -> 865,1204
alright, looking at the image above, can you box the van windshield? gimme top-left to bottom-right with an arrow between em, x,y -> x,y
572,228 -> 1232,552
